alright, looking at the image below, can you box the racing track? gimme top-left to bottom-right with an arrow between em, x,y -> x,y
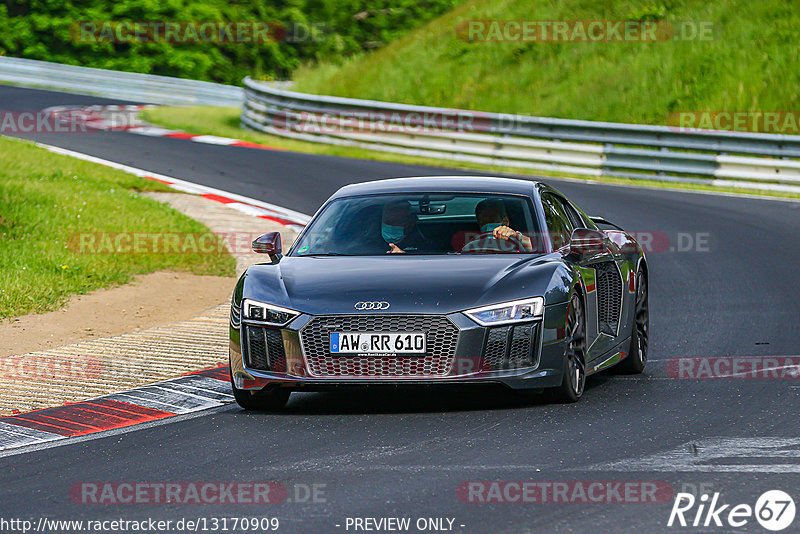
1,85 -> 800,533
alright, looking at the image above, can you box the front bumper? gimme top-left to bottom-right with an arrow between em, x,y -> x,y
229,303 -> 570,392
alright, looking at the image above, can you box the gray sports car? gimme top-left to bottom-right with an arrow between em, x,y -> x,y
229,176 -> 649,409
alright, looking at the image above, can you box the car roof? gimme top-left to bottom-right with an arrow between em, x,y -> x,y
330,176 -> 542,198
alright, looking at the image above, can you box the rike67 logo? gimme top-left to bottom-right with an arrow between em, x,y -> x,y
668,490 -> 796,531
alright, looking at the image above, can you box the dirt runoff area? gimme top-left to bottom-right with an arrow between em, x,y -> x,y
0,271 -> 234,359
0,192 -> 297,414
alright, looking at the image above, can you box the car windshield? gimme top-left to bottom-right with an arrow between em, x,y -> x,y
290,193 -> 543,256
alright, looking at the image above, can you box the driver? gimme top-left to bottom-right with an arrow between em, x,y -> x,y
462,199 -> 534,253
381,200 -> 430,254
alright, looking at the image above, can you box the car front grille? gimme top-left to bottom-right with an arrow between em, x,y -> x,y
244,325 -> 287,371
483,324 -> 537,370
300,315 -> 458,378
596,262 -> 623,335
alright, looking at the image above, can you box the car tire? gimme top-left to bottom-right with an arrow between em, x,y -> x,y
616,268 -> 648,374
548,292 -> 587,403
230,368 -> 290,411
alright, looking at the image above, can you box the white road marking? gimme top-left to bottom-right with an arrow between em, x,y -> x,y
125,126 -> 179,136
164,381 -> 234,401
106,391 -> 189,413
227,203 -> 272,216
29,142 -> 312,224
724,363 -> 800,378
146,385 -> 227,405
239,465 -> 551,472
110,388 -> 219,414
0,405 -> 228,459
0,422 -> 65,448
585,437 -> 800,473
0,372 -> 236,453
190,135 -> 238,145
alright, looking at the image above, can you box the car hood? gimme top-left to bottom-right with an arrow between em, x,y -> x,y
242,255 -> 568,315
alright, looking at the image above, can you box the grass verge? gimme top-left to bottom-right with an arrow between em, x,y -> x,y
291,0 -> 800,132
142,105 -> 800,201
0,136 -> 235,320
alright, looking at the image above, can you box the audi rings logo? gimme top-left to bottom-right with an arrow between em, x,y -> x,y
354,301 -> 390,310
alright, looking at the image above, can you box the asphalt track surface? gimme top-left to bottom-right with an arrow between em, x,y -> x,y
2,85 -> 800,533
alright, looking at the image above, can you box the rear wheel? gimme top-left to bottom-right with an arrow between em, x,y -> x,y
549,292 -> 587,403
230,367 -> 290,411
617,268 -> 648,374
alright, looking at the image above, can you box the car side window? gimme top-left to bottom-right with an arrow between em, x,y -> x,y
556,196 -> 587,229
540,193 -> 574,250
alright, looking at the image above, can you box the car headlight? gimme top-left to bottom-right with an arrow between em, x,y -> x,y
464,297 -> 544,326
241,299 -> 300,327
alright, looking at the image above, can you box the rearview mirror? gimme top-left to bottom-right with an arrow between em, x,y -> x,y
252,232 -> 282,257
569,228 -> 608,257
418,203 -> 447,215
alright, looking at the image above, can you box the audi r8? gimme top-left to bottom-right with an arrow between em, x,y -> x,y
229,176 -> 649,409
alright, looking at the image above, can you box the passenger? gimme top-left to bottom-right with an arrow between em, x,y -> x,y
380,201 -> 431,254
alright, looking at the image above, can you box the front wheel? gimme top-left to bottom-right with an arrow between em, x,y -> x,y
549,292 -> 587,403
230,368 -> 290,411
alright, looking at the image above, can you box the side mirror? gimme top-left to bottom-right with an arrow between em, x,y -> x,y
569,228 -> 608,257
252,232 -> 282,258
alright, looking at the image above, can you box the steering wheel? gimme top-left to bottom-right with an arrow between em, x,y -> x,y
461,231 -> 523,254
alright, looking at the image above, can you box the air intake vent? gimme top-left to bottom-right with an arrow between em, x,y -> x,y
244,326 -> 287,371
595,262 -> 622,336
482,325 -> 536,371
265,329 -> 287,372
484,326 -> 510,369
508,324 -> 534,368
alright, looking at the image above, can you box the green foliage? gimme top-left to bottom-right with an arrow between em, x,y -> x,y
0,0 -> 460,84
293,0 -> 800,127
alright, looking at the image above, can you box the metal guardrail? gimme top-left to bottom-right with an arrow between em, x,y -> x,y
243,77 -> 800,194
0,56 -> 243,106
2,57 -> 797,194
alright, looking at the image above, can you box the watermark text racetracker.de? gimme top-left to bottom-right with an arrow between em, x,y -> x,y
448,231 -> 710,255
667,356 -> 800,379
0,111 -> 91,134
67,231 -> 712,256
70,481 -> 326,505
67,232 -> 269,255
668,111 -> 800,134
455,19 -> 715,42
1,354 -> 102,381
70,20 -> 329,44
457,480 -> 674,503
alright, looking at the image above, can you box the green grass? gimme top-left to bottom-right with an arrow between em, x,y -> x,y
143,105 -> 800,201
0,136 -> 235,320
292,0 -> 800,130
143,0 -> 800,201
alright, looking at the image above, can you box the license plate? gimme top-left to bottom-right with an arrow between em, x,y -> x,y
330,332 -> 426,354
